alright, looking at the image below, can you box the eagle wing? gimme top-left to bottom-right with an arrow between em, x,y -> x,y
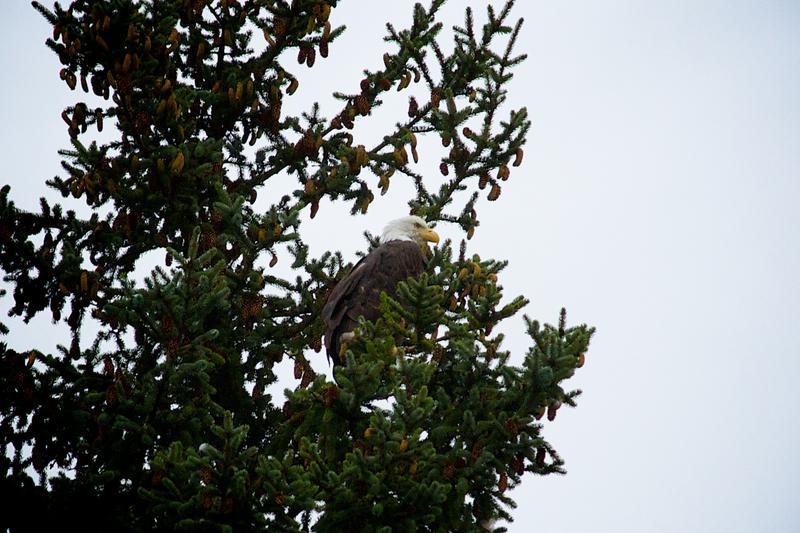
322,240 -> 426,364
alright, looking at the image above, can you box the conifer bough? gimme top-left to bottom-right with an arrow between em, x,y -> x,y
1,0 -> 594,530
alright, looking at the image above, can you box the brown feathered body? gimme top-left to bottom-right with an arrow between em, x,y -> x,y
322,240 -> 427,365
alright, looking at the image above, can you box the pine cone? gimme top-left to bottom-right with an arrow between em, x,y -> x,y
322,384 -> 340,406
354,94 -> 370,116
511,455 -> 524,475
487,182 -> 501,201
408,97 -> 419,117
536,447 -> 547,467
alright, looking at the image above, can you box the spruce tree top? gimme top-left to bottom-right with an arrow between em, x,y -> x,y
1,1 -> 594,530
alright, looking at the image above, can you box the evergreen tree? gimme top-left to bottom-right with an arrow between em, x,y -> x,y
1,1 -> 594,531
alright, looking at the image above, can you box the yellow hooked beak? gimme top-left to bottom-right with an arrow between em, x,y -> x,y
419,228 -> 440,244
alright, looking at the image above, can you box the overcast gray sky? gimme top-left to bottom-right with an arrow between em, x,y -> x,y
2,1 -> 799,532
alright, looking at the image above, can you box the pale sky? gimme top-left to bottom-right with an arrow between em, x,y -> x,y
2,1 -> 799,532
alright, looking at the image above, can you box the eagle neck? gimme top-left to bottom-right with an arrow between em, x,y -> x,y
379,234 -> 415,244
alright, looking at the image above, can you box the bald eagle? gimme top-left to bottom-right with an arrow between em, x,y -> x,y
322,216 -> 440,365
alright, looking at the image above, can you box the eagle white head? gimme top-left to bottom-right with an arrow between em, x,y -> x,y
380,215 -> 440,246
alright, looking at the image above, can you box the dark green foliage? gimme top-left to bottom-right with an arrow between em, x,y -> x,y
1,0 -> 594,531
